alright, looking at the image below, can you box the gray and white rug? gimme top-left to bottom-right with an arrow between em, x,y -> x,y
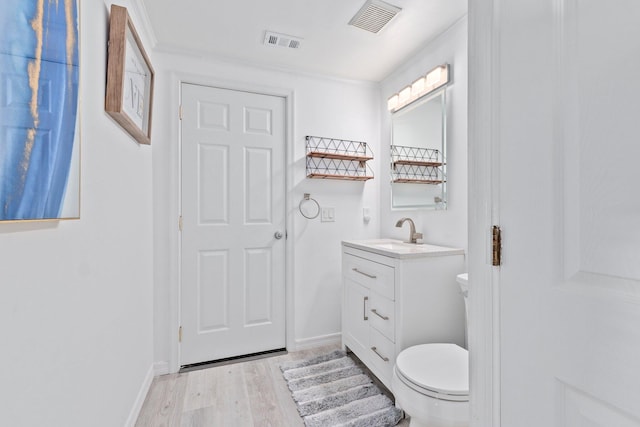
280,350 -> 403,427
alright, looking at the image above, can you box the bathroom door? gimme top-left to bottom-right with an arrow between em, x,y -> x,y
180,83 -> 286,366
492,1 -> 640,426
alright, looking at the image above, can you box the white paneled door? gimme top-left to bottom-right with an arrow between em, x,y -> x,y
180,83 -> 286,366
496,1 -> 640,426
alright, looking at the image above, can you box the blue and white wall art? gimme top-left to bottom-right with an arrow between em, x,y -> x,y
0,0 -> 80,221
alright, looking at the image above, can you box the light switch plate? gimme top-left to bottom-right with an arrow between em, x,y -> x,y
363,207 -> 371,224
321,207 -> 335,222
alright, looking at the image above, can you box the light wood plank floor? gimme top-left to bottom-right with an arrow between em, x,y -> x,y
135,344 -> 410,427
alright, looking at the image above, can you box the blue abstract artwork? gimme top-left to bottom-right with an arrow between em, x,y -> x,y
0,0 -> 80,221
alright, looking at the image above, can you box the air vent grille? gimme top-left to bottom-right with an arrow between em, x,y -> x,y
349,0 -> 401,34
264,31 -> 303,49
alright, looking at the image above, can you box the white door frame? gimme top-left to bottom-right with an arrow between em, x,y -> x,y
167,72 -> 296,372
468,1 -> 501,426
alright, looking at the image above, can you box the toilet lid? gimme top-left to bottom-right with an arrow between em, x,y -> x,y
395,343 -> 469,399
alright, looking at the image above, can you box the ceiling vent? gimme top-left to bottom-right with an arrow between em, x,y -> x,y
349,0 -> 402,34
263,31 -> 303,49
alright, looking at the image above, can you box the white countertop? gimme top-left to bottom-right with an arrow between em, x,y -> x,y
342,238 -> 464,259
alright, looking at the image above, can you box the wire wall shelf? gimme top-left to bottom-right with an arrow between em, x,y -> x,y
306,136 -> 374,181
391,145 -> 446,184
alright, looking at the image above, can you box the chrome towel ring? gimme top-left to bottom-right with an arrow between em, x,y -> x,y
299,193 -> 320,219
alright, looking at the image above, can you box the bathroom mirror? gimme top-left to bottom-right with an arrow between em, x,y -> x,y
390,89 -> 447,209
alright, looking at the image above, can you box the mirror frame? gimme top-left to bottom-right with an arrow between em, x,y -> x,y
390,88 -> 447,210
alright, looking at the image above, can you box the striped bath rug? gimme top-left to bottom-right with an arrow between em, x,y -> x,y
280,350 -> 403,427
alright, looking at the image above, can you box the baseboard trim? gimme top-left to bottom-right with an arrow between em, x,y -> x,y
292,332 -> 342,351
124,363 -> 155,427
153,361 -> 170,376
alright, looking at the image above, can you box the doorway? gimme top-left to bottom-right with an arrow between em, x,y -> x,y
179,83 -> 287,366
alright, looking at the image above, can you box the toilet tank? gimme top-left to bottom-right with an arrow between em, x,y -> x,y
456,273 -> 469,297
456,273 -> 469,349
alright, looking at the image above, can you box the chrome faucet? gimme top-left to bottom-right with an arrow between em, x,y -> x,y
395,217 -> 423,244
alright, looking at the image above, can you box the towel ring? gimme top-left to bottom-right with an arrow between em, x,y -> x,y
299,193 -> 320,219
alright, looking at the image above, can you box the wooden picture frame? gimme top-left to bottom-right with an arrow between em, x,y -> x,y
105,5 -> 154,145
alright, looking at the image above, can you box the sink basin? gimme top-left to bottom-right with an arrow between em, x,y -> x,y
342,239 -> 464,259
371,242 -> 412,250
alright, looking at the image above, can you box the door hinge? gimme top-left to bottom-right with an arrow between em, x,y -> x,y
179,326 -> 183,343
179,105 -> 183,120
179,215 -> 183,231
492,225 -> 502,266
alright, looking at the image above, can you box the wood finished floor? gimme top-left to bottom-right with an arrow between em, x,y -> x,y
135,344 -> 410,427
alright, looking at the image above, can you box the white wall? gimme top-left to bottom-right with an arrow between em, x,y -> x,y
380,16 -> 468,252
151,54 -> 381,370
0,1 -> 155,426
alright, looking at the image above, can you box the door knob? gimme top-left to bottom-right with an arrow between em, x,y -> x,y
274,231 -> 284,239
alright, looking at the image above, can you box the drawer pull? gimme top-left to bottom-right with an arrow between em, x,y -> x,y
352,268 -> 377,279
363,296 -> 369,321
371,346 -> 389,362
371,309 -> 389,320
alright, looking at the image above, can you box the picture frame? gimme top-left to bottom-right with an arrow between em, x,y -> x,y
0,0 -> 81,221
105,5 -> 154,145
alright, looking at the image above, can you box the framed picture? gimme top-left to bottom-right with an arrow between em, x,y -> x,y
0,0 -> 81,222
105,5 -> 154,145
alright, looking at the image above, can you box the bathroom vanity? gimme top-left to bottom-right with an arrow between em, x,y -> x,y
342,239 -> 465,390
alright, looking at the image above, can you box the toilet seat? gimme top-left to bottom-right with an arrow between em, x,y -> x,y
395,343 -> 469,402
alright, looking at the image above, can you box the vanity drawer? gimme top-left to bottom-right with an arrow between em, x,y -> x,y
369,327 -> 395,386
369,292 -> 395,342
344,254 -> 395,300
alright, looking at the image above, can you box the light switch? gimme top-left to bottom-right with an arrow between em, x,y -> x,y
363,207 -> 371,224
321,207 -> 335,222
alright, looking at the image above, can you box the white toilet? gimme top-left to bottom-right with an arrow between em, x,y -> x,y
391,273 -> 470,427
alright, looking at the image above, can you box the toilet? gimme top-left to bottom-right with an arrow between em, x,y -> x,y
391,273 -> 470,427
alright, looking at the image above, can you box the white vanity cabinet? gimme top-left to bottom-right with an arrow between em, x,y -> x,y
342,239 -> 465,390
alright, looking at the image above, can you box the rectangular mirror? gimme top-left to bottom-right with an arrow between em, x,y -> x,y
390,89 -> 447,209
